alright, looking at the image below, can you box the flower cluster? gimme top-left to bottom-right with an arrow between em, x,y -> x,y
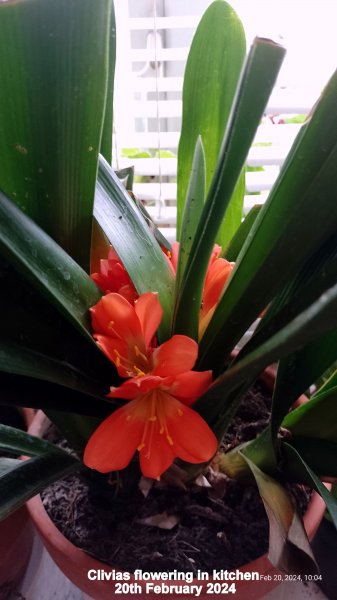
84,292 -> 217,479
85,243 -> 234,479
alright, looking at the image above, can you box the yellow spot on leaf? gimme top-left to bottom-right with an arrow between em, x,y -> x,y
14,144 -> 28,155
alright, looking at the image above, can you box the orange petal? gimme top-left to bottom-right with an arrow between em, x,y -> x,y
208,244 -> 222,265
91,293 -> 142,340
170,241 -> 180,272
139,423 -> 176,479
108,375 -> 169,399
83,403 -> 143,473
134,292 -> 162,348
151,335 -> 198,376
203,258 -> 234,312
170,370 -> 212,405
168,399 -> 218,464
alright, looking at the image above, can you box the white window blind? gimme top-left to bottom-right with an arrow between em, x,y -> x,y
113,0 -> 337,241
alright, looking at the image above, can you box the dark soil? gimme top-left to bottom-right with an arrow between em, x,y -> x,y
41,381 -> 311,574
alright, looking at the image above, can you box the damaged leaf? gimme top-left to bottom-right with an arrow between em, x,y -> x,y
242,454 -> 318,575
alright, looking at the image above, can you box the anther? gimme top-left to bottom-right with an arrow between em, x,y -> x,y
137,442 -> 146,451
166,435 -> 174,446
148,416 -> 157,422
134,345 -> 148,362
133,365 -> 146,377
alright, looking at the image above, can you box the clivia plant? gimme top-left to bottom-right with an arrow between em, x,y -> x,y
1,0 -> 337,580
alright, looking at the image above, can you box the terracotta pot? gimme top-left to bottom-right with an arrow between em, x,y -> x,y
26,383 -> 328,600
0,408 -> 35,598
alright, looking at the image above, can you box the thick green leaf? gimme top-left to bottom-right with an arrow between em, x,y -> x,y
271,330 -> 337,440
242,454 -> 317,574
174,38 -> 285,340
199,69 -> 337,372
285,437 -> 337,480
239,234 -> 337,359
225,204 -> 262,261
313,369 -> 337,397
175,136 -> 206,294
0,342 -> 106,400
283,387 -> 337,443
100,0 -> 116,164
0,458 -> 19,478
216,169 -> 245,250
0,451 -> 80,521
282,443 -> 337,530
194,282 -> 337,437
94,156 -> 175,340
0,371 -> 112,418
129,191 -> 172,254
0,192 -> 102,345
44,410 -> 101,455
0,0 -> 112,270
0,424 -> 65,457
255,236 -> 337,440
177,0 -> 246,236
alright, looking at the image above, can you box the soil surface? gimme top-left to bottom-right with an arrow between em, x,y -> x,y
42,381 -> 310,573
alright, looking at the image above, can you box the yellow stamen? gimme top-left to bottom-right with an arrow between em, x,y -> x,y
133,365 -> 146,377
137,442 -> 146,451
166,435 -> 174,446
134,345 -> 147,361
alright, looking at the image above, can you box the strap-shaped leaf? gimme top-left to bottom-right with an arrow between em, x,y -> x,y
0,424 -> 65,457
283,387 -> 337,443
0,192 -> 101,344
0,458 -> 19,478
100,0 -> 116,164
177,0 -> 246,236
199,69 -> 337,371
254,236 -> 337,439
282,443 -> 337,530
0,371 -> 112,418
242,454 -> 318,575
238,234 -> 337,366
285,437 -> 337,480
175,136 -> 206,294
174,38 -> 285,340
0,342 -> 106,399
0,0 -> 113,270
194,281 -> 337,437
0,258 -> 114,384
225,204 -> 262,261
271,330 -> 337,439
216,169 -> 245,250
94,156 -> 174,340
0,451 -> 80,521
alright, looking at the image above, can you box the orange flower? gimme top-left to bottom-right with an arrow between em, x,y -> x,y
84,292 -> 217,479
167,242 -> 235,338
91,247 -> 138,304
199,246 -> 235,338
